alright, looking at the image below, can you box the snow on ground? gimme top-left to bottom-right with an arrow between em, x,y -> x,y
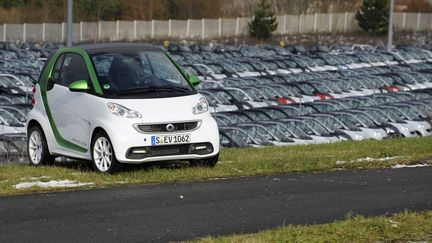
14,180 -> 94,189
391,163 -> 431,169
20,176 -> 51,181
336,156 -> 402,165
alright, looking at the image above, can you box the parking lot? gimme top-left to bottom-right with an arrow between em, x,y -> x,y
1,41 -> 432,163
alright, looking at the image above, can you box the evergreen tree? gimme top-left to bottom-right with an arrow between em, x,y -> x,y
248,0 -> 278,40
0,0 -> 24,9
356,0 -> 389,34
79,0 -> 125,21
166,0 -> 179,19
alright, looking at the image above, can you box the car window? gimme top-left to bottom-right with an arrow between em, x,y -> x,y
60,53 -> 90,87
51,54 -> 64,84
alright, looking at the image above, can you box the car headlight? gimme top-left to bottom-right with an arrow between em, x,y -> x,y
107,103 -> 142,118
385,127 -> 396,134
192,97 -> 209,115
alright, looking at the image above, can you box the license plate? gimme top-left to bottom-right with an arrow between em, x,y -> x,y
151,134 -> 191,145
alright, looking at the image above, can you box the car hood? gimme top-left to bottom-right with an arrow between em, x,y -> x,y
107,93 -> 205,123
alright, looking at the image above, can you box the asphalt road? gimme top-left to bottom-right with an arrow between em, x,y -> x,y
0,167 -> 431,242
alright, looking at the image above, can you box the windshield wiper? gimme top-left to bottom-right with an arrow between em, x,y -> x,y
116,86 -> 191,95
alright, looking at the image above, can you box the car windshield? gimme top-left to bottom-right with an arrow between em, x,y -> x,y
0,76 -> 16,88
220,128 -> 251,147
91,51 -> 194,97
0,110 -> 23,127
260,123 -> 290,141
366,110 -> 387,123
296,83 -> 315,95
241,88 -> 262,101
355,113 -> 376,127
335,114 -> 361,130
284,121 -> 310,139
2,108 -> 26,122
227,89 -> 250,101
262,109 -> 287,119
207,64 -> 224,74
303,119 -> 329,135
237,126 -> 272,145
243,111 -> 269,121
313,116 -> 338,132
382,108 -> 404,122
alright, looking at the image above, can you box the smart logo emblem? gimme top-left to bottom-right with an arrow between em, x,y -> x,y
166,124 -> 175,132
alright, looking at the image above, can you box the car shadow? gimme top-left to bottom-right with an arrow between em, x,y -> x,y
53,158 -> 191,173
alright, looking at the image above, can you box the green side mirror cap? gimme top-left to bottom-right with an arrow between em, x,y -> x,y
187,74 -> 200,87
69,80 -> 89,92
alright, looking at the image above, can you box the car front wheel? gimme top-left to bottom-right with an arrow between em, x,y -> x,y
91,132 -> 121,173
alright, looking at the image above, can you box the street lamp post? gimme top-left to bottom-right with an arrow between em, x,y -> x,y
66,0 -> 73,47
387,0 -> 394,52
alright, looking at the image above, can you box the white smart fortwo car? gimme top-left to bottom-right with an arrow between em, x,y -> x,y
27,43 -> 220,173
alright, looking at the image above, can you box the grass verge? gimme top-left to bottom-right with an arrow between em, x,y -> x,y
0,136 -> 431,196
195,210 -> 432,242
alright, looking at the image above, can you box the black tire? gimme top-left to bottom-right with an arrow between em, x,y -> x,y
91,131 -> 121,173
189,153 -> 219,167
27,126 -> 55,166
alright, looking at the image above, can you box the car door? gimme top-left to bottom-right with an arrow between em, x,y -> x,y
46,53 -> 91,151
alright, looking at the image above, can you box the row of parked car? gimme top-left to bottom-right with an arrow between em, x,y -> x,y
0,41 -> 432,156
216,91 -> 432,147
166,43 -> 432,147
0,42 -> 45,162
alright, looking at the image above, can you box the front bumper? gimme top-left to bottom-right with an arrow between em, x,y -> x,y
104,117 -> 220,164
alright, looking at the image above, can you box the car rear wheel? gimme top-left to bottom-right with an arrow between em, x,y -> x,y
28,126 -> 55,165
91,132 -> 121,173
189,153 -> 219,167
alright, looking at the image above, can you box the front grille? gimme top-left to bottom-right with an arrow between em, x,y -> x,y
126,143 -> 213,160
151,144 -> 190,156
136,121 -> 199,133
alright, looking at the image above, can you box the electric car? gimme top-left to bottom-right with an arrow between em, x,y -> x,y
26,43 -> 220,173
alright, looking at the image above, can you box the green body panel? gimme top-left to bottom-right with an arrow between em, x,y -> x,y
40,48 -> 103,153
165,52 -> 200,87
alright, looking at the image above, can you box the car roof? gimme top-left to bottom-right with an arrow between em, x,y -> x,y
76,43 -> 162,54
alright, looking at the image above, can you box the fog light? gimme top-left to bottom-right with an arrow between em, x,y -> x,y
132,149 -> 147,154
194,145 -> 207,150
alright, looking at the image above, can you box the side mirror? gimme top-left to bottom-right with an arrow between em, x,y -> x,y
69,80 -> 89,92
186,73 -> 200,87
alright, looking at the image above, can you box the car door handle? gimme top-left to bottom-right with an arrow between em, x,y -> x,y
47,78 -> 55,91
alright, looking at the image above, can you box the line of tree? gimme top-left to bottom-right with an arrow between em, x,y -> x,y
0,0 -> 365,24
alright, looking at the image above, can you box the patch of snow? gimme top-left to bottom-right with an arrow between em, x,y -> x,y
115,181 -> 129,184
388,219 -> 399,228
14,180 -> 94,189
336,156 -> 401,165
391,163 -> 431,169
20,176 -> 51,181
208,177 -> 228,181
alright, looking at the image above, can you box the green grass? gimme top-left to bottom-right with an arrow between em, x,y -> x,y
0,136 -> 431,196
195,210 -> 432,243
